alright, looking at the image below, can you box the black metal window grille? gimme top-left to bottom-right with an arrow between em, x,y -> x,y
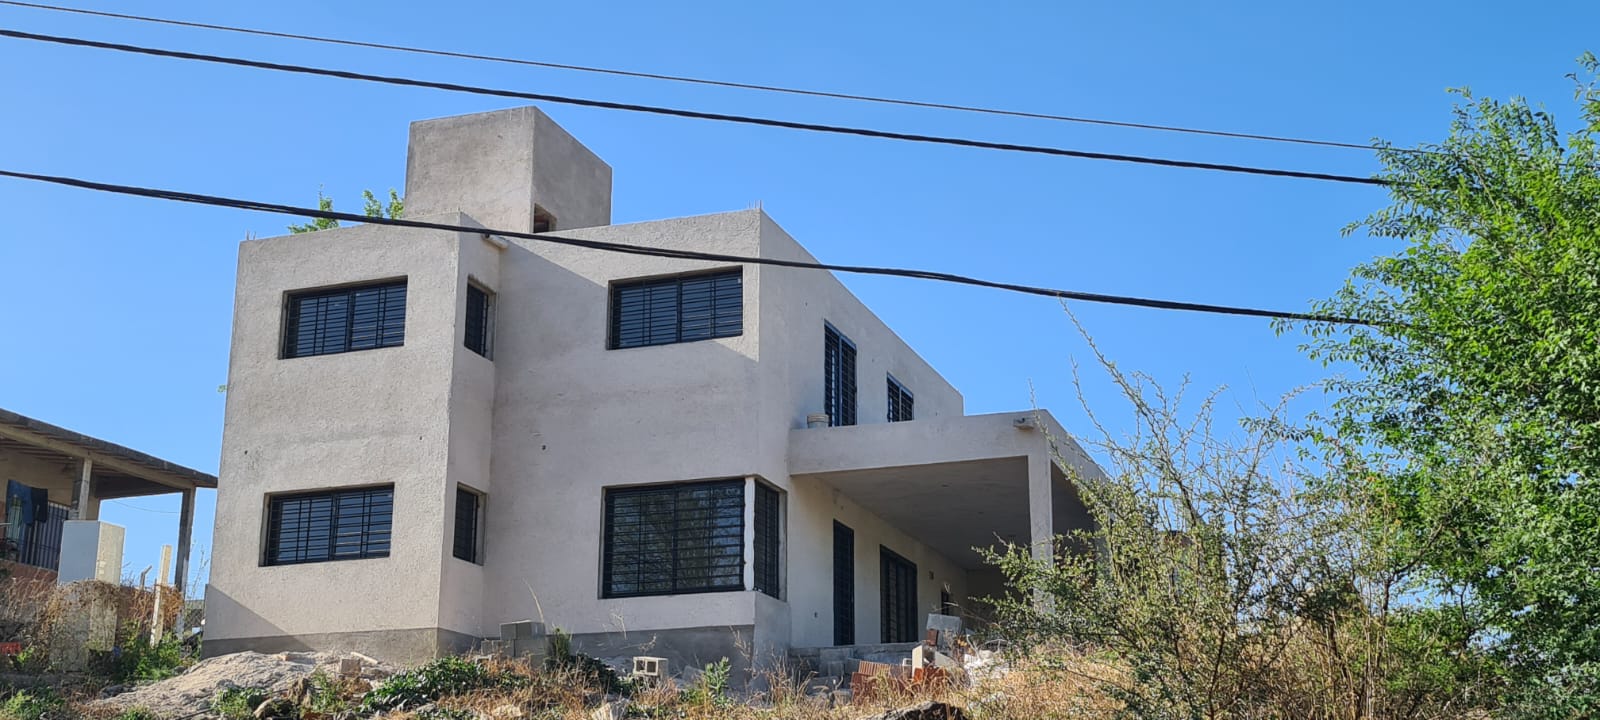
833,521 -> 855,646
887,375 -> 914,423
283,280 -> 407,359
609,269 -> 742,349
453,487 -> 482,564
264,486 -> 393,566
464,283 -> 494,359
824,324 -> 857,426
753,482 -> 781,598
880,546 -> 918,643
603,480 -> 745,598
4,494 -> 68,571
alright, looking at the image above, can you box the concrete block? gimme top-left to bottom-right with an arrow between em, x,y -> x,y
499,620 -> 547,661
57,521 -> 124,585
821,660 -> 844,678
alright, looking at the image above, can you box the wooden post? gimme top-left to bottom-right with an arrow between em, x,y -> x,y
70,458 -> 94,520
174,489 -> 195,595
150,544 -> 171,644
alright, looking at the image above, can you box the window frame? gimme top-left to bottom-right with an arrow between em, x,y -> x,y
262,485 -> 394,567
824,324 -> 858,426
887,374 -> 914,422
281,278 -> 408,359
464,281 -> 495,360
607,268 -> 743,350
601,479 -> 747,599
452,485 -> 484,565
753,481 -> 782,599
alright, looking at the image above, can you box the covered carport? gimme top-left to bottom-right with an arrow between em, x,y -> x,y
0,407 -> 216,592
788,411 -> 1100,629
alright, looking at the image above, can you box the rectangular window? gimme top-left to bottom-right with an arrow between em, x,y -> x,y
753,482 -> 781,599
824,324 -> 857,426
602,480 -> 744,598
887,375 -> 914,422
283,280 -> 407,359
609,269 -> 742,349
464,283 -> 495,359
833,521 -> 855,645
880,546 -> 918,643
264,486 -> 393,566
453,486 -> 483,564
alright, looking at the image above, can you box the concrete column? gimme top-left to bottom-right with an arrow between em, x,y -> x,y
174,489 -> 195,595
70,458 -> 94,521
741,477 -> 757,592
1027,454 -> 1054,567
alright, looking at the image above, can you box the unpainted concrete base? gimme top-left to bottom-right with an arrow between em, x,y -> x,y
202,627 -> 481,667
568,625 -> 755,685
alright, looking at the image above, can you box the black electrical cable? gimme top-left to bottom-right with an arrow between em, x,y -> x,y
0,166 -> 1379,326
0,0 -> 1399,156
0,28 -> 1389,187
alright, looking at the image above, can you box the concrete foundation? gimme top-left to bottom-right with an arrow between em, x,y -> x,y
201,627 -> 481,666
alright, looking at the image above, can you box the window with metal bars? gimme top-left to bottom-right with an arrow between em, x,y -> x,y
602,480 -> 744,598
824,324 -> 857,426
283,280 -> 407,359
263,486 -> 393,566
464,282 -> 495,359
880,546 -> 918,643
608,269 -> 742,349
887,375 -> 914,422
833,521 -> 855,645
753,482 -> 781,599
453,486 -> 482,564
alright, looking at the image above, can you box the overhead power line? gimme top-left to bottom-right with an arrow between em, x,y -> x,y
0,166 -> 1377,327
0,28 -> 1388,187
0,0 -> 1392,156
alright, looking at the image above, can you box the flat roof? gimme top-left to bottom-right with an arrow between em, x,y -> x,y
0,407 -> 217,489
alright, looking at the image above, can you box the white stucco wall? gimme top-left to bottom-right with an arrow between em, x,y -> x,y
209,106 -> 1096,663
207,217 -> 478,643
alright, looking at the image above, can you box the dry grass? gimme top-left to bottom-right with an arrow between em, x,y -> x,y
379,649 -> 1123,720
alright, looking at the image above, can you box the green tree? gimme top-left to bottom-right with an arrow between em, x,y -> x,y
1282,54 -> 1600,716
287,188 -> 403,233
986,316 -> 1496,719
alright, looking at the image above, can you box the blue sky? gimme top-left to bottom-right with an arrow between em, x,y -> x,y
1,0 -> 1595,587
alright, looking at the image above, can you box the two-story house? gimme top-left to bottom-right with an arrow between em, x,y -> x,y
204,106 -> 1100,673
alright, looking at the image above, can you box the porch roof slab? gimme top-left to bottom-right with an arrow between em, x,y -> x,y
788,411 -> 1101,569
0,407 -> 217,492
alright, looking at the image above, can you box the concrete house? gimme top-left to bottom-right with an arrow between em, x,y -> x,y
205,106 -> 1100,671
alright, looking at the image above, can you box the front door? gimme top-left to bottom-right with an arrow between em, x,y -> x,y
833,521 -> 855,645
880,546 -> 918,643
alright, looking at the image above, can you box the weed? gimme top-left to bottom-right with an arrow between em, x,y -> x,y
362,657 -> 528,713
113,633 -> 191,684
211,686 -> 269,720
0,689 -> 63,720
542,629 -> 630,695
681,658 -> 733,708
112,708 -> 159,720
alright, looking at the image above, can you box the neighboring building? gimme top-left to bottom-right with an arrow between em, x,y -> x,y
0,408 -> 213,590
204,106 -> 1102,670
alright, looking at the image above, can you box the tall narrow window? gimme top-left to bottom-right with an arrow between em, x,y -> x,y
824,324 -> 857,426
283,280 -> 407,359
887,375 -> 914,422
602,480 -> 745,597
753,482 -> 781,599
833,521 -> 855,645
453,486 -> 483,564
464,282 -> 495,359
880,546 -> 918,643
609,269 -> 742,349
264,486 -> 393,566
